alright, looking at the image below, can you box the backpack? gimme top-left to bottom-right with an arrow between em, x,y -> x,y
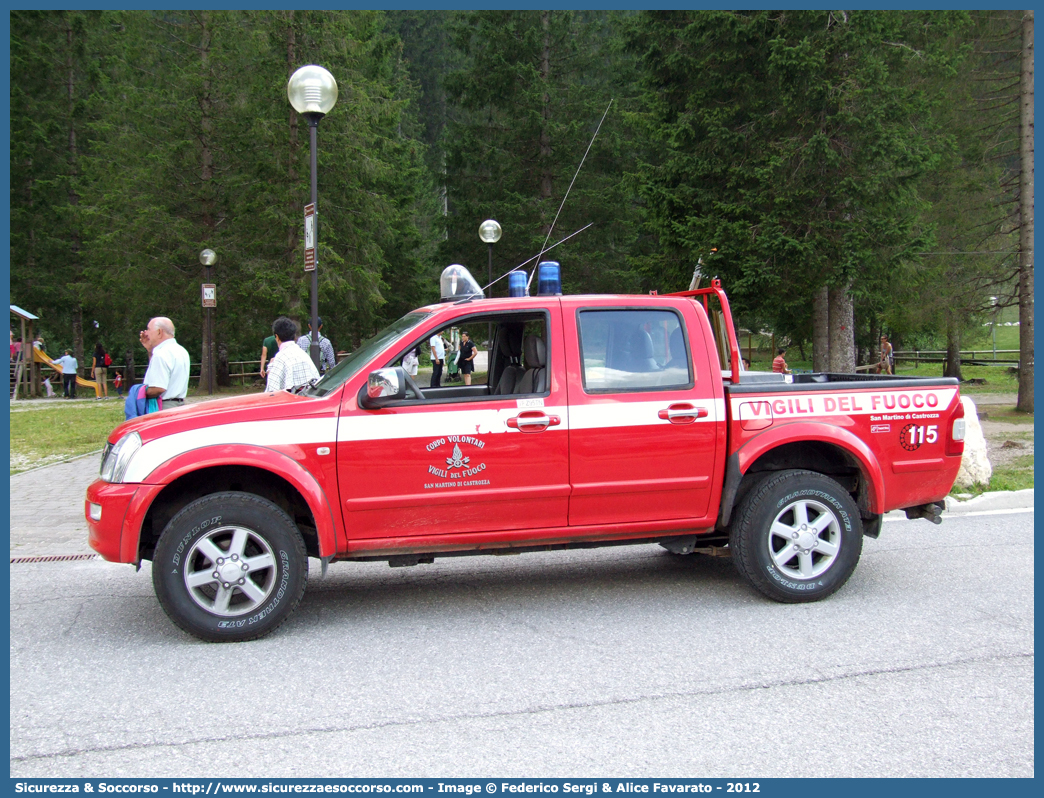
104,352 -> 112,366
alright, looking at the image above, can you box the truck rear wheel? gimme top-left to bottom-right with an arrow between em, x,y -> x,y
152,492 -> 308,642
729,470 -> 862,603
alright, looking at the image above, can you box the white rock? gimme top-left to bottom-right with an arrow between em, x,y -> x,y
953,396 -> 992,488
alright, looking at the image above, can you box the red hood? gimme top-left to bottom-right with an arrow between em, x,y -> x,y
107,389 -> 341,445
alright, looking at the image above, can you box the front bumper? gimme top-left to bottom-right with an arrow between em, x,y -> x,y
85,479 -> 163,563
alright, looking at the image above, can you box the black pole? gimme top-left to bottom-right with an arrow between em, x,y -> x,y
205,264 -> 214,394
487,241 -> 494,346
307,114 -> 321,371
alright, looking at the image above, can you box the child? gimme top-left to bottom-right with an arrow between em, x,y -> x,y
114,371 -> 123,397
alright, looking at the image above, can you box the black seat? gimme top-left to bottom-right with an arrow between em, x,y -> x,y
515,335 -> 547,394
493,327 -> 524,394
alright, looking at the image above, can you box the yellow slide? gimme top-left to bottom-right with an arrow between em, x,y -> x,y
32,347 -> 102,398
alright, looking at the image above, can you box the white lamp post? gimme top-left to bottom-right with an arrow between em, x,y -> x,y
479,219 -> 501,345
990,296 -> 998,361
199,248 -> 217,394
288,65 -> 338,370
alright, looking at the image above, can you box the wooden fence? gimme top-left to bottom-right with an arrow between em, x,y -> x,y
893,349 -> 1020,367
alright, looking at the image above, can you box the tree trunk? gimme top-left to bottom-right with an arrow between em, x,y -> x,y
216,342 -> 231,387
828,283 -> 854,373
72,308 -> 83,376
1017,9 -> 1034,412
123,349 -> 136,387
813,285 -> 830,372
66,16 -> 84,372
538,11 -> 553,207
944,316 -> 963,381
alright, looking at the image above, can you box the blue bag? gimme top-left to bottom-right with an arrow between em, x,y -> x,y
124,383 -> 162,420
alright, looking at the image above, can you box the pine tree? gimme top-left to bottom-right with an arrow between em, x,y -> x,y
625,11 -> 963,371
440,10 -> 642,298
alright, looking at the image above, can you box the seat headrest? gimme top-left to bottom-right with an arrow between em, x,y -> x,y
523,335 -> 546,368
668,328 -> 686,363
634,328 -> 654,358
498,325 -> 523,359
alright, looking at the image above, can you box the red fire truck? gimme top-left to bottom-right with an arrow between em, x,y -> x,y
86,270 -> 965,641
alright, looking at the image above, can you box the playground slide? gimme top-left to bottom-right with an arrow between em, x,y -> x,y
32,347 -> 102,398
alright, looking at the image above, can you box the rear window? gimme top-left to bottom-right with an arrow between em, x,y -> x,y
577,309 -> 693,393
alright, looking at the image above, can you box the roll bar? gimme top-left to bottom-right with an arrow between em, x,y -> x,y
666,278 -> 742,385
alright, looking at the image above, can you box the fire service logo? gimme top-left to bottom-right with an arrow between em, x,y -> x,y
446,444 -> 469,469
424,436 -> 489,489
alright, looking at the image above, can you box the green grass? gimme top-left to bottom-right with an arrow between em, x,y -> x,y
10,401 -> 125,474
188,382 -> 260,398
976,407 -> 1035,423
892,362 -> 1021,394
954,454 -> 1035,497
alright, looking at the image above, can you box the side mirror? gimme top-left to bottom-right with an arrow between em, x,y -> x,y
360,367 -> 407,409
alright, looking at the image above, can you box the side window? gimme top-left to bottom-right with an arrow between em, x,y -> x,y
578,309 -> 693,393
388,312 -> 549,401
404,325 -> 489,388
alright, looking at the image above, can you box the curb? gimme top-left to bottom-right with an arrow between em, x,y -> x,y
943,488 -> 1035,514
883,488 -> 1034,522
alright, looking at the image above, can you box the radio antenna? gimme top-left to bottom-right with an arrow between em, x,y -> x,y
483,223 -> 595,292
527,99 -> 614,290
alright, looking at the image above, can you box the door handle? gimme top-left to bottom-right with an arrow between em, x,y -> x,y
507,412 -> 561,432
657,403 -> 708,424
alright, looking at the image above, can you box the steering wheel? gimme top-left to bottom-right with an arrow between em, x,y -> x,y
403,370 -> 426,401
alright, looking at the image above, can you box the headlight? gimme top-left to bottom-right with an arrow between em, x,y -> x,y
100,432 -> 143,483
99,442 -> 113,475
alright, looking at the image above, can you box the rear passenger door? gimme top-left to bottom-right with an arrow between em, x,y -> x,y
563,301 -> 723,527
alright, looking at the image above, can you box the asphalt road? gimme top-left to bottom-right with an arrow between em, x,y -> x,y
10,510 -> 1033,778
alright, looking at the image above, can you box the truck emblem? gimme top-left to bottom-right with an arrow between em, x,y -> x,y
424,436 -> 488,489
446,444 -> 470,469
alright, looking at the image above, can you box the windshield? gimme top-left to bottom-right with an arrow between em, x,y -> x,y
303,311 -> 431,397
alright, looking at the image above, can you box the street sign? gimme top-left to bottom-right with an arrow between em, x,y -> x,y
304,202 -> 316,272
201,284 -> 217,308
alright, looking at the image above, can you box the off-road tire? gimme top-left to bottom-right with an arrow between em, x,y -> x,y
729,470 -> 862,603
152,492 -> 308,642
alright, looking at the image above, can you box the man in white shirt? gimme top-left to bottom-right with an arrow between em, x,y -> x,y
52,350 -> 78,398
429,333 -> 445,388
266,317 -> 320,392
139,317 -> 191,403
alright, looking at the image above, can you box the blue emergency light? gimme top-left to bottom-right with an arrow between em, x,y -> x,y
508,270 -> 528,297
536,261 -> 562,296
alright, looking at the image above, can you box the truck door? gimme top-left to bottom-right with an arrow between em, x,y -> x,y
336,305 -> 571,545
563,301 -> 723,527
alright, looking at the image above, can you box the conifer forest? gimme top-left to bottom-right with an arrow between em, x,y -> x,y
9,10 -> 1035,410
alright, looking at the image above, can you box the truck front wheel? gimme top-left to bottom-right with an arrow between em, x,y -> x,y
152,492 -> 308,642
729,470 -> 862,603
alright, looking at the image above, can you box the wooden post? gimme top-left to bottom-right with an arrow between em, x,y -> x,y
18,317 -> 27,399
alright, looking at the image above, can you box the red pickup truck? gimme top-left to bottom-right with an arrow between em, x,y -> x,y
86,278 -> 966,642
